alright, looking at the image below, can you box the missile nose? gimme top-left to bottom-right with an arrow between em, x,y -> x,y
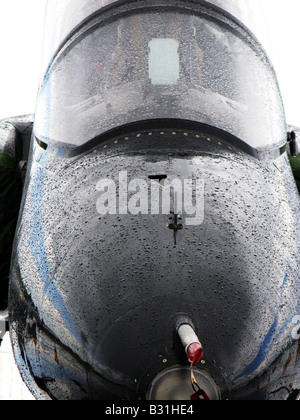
187,342 -> 204,366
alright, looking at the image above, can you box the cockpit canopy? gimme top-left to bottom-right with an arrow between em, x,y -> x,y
35,3 -> 286,152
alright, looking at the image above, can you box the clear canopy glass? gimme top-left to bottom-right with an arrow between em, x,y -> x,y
35,9 -> 286,150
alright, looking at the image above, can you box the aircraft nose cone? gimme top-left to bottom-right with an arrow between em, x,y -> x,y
31,150 -> 282,395
10,128 -> 298,400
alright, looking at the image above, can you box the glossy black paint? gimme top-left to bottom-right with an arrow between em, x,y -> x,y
9,124 -> 300,399
8,0 -> 300,400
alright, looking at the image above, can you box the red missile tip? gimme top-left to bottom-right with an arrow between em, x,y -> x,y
187,342 -> 204,366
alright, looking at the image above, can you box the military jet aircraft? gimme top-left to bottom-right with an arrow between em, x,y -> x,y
0,0 -> 299,400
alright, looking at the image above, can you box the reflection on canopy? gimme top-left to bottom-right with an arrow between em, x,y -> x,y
35,8 -> 286,150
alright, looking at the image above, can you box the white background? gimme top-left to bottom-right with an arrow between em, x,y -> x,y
0,0 -> 47,120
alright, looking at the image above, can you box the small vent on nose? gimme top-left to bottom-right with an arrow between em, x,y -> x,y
148,175 -> 167,182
